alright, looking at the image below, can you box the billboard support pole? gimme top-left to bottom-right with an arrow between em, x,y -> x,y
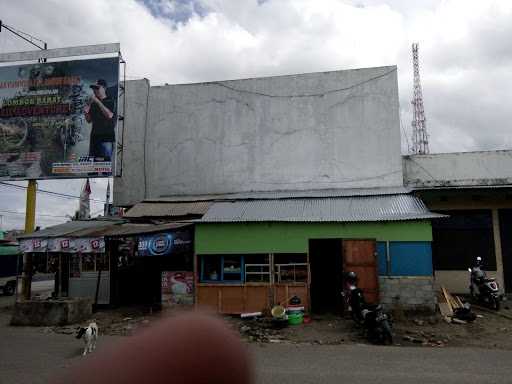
22,180 -> 36,300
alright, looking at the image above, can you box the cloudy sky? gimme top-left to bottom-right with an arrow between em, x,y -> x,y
0,0 -> 511,229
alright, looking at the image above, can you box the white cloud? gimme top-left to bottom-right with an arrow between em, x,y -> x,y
0,0 -> 511,228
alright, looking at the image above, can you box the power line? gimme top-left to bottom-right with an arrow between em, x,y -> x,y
211,68 -> 397,99
0,209 -> 69,219
0,182 -> 106,203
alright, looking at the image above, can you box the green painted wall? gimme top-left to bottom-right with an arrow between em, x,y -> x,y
195,221 -> 432,254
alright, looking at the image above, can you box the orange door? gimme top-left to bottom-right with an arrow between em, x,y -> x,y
343,239 -> 379,304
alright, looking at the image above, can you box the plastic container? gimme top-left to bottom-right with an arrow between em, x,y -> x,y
288,312 -> 304,325
271,305 -> 286,319
286,306 -> 304,314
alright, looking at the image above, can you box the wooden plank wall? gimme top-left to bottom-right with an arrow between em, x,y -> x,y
196,284 -> 309,314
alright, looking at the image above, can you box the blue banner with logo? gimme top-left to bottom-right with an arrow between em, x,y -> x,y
137,230 -> 192,257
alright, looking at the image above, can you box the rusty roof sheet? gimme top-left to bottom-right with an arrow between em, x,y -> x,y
104,222 -> 192,237
199,194 -> 445,223
16,219 -> 124,239
17,220 -> 192,240
125,201 -> 212,218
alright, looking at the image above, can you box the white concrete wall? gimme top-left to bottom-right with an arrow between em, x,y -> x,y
434,270 -> 499,294
114,67 -> 403,206
113,79 -> 150,206
404,150 -> 512,188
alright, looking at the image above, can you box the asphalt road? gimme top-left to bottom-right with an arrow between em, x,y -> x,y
252,343 -> 512,384
0,309 -> 121,384
1,315 -> 511,384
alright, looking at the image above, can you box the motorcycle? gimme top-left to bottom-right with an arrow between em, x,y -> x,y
342,271 -> 393,345
468,257 -> 501,310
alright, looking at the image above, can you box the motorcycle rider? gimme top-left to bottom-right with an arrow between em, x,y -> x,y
469,256 -> 501,310
342,270 -> 393,344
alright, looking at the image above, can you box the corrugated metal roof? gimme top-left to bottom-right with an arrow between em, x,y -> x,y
125,201 -> 211,218
17,220 -> 192,240
17,219 -> 125,239
149,187 -> 412,203
199,194 -> 445,223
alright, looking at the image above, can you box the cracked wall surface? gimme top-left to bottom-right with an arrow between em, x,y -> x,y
403,150 -> 512,188
114,67 -> 403,206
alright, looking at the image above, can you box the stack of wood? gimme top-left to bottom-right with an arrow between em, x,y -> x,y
438,286 -> 467,324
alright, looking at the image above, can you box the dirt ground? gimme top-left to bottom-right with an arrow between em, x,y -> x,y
41,300 -> 512,350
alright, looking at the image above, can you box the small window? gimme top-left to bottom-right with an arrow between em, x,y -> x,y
81,254 -> 95,272
223,255 -> 242,281
200,255 -> 244,282
245,254 -> 270,283
274,253 -> 308,283
70,254 -> 80,277
202,255 -> 222,281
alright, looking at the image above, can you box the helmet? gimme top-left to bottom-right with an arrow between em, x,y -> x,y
346,271 -> 357,282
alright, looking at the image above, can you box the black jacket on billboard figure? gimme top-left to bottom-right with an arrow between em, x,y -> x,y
88,95 -> 116,161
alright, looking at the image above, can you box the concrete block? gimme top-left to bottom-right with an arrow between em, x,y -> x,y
10,298 -> 93,326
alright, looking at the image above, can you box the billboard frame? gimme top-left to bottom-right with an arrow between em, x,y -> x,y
0,43 -> 124,181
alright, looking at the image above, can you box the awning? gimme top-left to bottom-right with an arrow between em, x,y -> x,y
17,220 -> 192,253
198,194 -> 445,223
16,219 -> 124,239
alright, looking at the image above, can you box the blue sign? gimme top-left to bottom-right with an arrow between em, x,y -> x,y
137,231 -> 192,257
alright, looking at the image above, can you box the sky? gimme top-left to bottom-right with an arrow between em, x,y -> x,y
0,0 -> 511,229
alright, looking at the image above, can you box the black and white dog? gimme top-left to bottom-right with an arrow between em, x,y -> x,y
76,322 -> 98,356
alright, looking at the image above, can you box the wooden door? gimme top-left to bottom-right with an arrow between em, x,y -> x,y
343,239 -> 379,304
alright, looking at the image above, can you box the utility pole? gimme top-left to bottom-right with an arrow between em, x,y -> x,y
411,43 -> 430,155
104,180 -> 111,217
0,21 -> 47,299
23,181 -> 37,299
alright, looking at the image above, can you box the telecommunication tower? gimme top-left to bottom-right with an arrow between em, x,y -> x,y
411,43 -> 429,154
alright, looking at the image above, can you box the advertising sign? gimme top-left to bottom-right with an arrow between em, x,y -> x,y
161,271 -> 194,305
0,57 -> 119,180
19,237 -> 105,253
137,230 -> 193,257
76,237 -> 105,253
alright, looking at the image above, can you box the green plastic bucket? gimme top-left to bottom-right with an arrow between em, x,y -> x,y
288,312 -> 304,325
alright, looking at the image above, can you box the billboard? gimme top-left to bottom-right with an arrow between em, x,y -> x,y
0,57 -> 119,180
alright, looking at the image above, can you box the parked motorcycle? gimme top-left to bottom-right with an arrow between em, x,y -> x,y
468,257 -> 501,310
342,271 -> 393,345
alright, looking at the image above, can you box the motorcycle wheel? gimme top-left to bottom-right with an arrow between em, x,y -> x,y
491,296 -> 501,311
469,286 -> 475,300
379,320 -> 393,345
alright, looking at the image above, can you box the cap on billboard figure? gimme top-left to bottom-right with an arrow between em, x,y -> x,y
90,79 -> 108,90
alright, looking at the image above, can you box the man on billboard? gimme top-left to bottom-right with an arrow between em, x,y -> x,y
84,79 -> 116,162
